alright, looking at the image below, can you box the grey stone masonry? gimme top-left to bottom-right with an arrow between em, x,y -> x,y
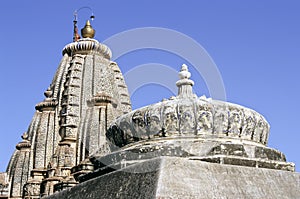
45,157 -> 300,199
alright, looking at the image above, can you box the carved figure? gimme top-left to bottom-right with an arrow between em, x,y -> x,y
213,105 -> 228,135
242,110 -> 256,139
197,103 -> 213,134
179,104 -> 195,134
146,106 -> 161,136
228,107 -> 243,136
163,105 -> 178,134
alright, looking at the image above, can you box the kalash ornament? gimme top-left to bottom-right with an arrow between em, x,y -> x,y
73,6 -> 95,41
81,20 -> 95,38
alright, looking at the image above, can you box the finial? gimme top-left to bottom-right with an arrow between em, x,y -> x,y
178,64 -> 192,80
81,20 -> 95,38
176,64 -> 196,98
16,132 -> 31,150
44,87 -> 53,98
21,132 -> 29,140
73,7 -> 95,41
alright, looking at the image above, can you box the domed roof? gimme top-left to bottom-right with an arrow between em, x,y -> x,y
107,64 -> 270,148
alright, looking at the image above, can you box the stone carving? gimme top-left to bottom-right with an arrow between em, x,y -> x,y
242,109 -> 257,140
178,102 -> 195,134
23,182 -> 40,199
108,99 -> 270,147
63,38 -> 112,59
228,105 -> 243,136
197,100 -> 213,135
253,116 -> 264,143
213,103 -> 229,135
33,35 -> 129,197
132,109 -> 147,138
146,104 -> 162,137
107,65 -> 271,148
163,103 -> 179,135
35,87 -> 58,112
260,121 -> 269,145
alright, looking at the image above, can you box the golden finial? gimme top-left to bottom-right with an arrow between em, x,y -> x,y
73,7 -> 95,41
81,20 -> 95,38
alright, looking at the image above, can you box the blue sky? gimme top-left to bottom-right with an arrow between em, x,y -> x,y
0,1 -> 299,172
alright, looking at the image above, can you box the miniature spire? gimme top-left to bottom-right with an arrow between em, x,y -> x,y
16,132 -> 31,150
81,20 -> 95,38
176,64 -> 196,98
21,132 -> 29,140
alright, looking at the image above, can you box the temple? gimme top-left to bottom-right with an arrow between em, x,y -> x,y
0,16 -> 299,199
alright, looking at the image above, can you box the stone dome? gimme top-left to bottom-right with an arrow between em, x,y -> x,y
99,64 -> 292,173
107,64 -> 270,148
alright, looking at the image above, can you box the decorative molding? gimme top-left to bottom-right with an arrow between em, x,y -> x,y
62,38 -> 112,59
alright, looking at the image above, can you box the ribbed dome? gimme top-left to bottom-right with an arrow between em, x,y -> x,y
94,64 -> 293,173
107,64 -> 270,147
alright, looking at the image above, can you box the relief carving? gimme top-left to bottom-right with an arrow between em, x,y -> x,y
197,102 -> 213,135
260,122 -> 269,145
163,104 -> 178,135
132,110 -> 147,139
179,103 -> 195,134
242,110 -> 257,140
23,183 -> 40,198
253,117 -> 265,143
145,105 -> 162,137
228,106 -> 243,136
213,104 -> 228,135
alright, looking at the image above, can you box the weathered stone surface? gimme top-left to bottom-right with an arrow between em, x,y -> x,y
5,37 -> 132,198
107,65 -> 270,148
45,158 -> 160,199
91,138 -> 294,173
45,157 -> 300,199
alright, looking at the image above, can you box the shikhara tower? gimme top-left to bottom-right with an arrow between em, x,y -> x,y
1,13 -> 300,199
1,20 -> 131,198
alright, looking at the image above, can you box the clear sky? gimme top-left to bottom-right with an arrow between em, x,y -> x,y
0,1 -> 299,172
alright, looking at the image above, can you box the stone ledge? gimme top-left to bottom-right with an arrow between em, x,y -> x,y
92,139 -> 292,172
45,157 -> 300,199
